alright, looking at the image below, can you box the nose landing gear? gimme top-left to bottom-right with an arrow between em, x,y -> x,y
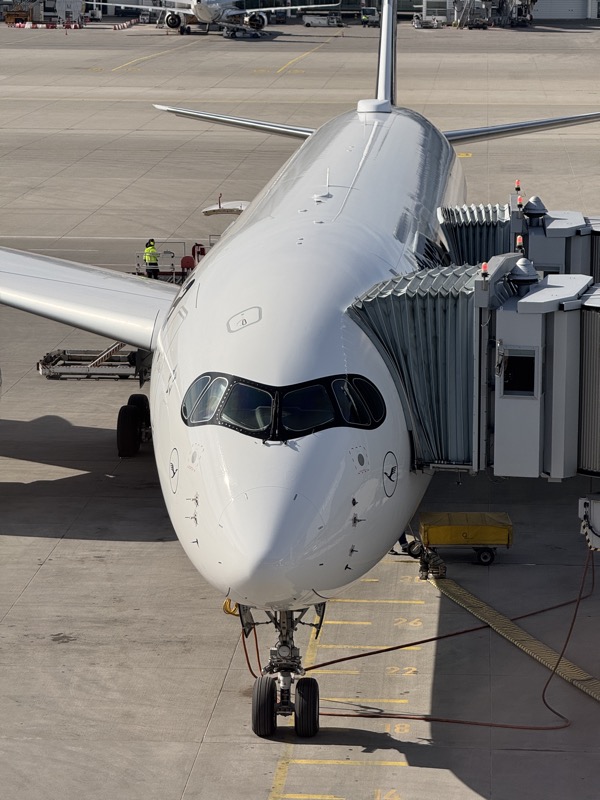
239,604 -> 325,738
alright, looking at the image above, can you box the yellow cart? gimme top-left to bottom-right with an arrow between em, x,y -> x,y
418,511 -> 513,565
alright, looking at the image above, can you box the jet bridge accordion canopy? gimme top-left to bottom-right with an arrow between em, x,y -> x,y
348,263 -> 515,469
437,203 -> 512,266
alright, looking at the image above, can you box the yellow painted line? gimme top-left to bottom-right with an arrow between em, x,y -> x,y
457,152 -> 473,158
289,759 -> 407,767
323,697 -> 408,704
276,37 -> 335,74
431,578 -> 600,703
329,598 -> 425,605
323,620 -> 371,625
111,40 -> 198,72
279,795 -> 343,800
269,746 -> 295,800
360,578 -> 379,582
311,669 -> 360,675
317,643 -> 421,651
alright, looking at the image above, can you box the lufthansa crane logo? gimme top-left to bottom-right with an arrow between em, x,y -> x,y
169,448 -> 179,494
382,451 -> 398,497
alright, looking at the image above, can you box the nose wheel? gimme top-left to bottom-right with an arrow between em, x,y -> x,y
251,676 -> 277,737
241,605 -> 325,738
294,677 -> 320,737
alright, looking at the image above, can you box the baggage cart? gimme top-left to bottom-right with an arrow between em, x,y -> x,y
418,511 -> 512,565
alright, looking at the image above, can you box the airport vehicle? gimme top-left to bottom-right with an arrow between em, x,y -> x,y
360,5 -> 380,25
2,0 -> 600,739
101,0 -> 340,36
303,11 -> 343,25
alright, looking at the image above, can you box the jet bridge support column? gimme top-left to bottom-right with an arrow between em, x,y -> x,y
492,273 -> 592,479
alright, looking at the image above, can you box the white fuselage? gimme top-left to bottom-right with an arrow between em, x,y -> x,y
191,0 -> 241,24
150,106 -> 466,611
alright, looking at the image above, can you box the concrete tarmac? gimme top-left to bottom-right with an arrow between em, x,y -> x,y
0,18 -> 599,800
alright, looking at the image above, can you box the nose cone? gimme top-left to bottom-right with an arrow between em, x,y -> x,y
218,487 -> 325,607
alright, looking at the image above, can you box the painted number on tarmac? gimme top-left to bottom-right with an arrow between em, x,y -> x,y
394,617 -> 422,627
374,790 -> 403,800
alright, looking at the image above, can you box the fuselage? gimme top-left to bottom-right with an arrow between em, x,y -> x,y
191,0 -> 242,24
150,105 -> 466,610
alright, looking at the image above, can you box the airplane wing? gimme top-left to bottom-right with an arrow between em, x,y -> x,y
154,104 -> 314,139
0,248 -> 179,351
238,2 -> 340,12
444,111 -> 600,145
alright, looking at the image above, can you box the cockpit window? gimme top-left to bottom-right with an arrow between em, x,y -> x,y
189,376 -> 228,423
353,378 -> 386,423
282,385 -> 335,433
181,375 -> 211,421
181,372 -> 386,440
221,383 -> 273,432
332,379 -> 370,426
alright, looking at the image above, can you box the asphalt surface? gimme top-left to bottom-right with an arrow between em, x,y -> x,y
0,17 -> 599,800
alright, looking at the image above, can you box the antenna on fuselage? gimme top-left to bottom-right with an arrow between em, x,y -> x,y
375,0 -> 397,108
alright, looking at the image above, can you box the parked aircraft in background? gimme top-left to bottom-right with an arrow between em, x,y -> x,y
100,0 -> 341,36
3,0 -> 600,739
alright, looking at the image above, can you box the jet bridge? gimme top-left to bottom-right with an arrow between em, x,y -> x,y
349,190 -> 600,480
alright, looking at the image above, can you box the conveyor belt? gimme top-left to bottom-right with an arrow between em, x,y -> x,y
430,578 -> 600,703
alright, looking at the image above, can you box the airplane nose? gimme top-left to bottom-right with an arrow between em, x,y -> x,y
218,487 -> 325,606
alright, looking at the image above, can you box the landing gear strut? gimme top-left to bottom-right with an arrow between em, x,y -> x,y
239,604 -> 325,738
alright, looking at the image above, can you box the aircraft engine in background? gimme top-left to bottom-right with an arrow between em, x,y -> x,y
166,12 -> 182,28
245,11 -> 268,29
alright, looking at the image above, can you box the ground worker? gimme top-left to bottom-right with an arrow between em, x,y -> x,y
144,239 -> 159,278
361,12 -> 368,27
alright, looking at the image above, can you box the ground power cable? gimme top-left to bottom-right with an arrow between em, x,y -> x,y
234,551 -> 596,731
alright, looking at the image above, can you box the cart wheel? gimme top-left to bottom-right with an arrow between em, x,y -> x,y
475,548 -> 495,565
407,541 -> 423,558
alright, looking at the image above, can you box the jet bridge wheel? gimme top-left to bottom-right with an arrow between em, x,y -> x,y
252,676 -> 277,737
117,404 -> 141,457
294,677 -> 319,737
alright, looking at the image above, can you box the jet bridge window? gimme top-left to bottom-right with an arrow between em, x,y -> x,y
502,349 -> 536,397
181,372 -> 386,439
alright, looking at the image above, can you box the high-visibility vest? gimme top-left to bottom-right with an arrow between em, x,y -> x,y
144,245 -> 158,266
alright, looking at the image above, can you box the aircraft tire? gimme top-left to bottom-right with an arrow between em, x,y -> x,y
127,393 -> 150,427
186,26 -> 192,34
117,404 -> 141,458
252,676 -> 277,737
179,26 -> 185,34
294,677 -> 319,737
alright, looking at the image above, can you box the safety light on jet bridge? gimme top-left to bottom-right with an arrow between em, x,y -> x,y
481,261 -> 489,280
517,195 -> 524,210
515,234 -> 525,254
514,179 -> 521,193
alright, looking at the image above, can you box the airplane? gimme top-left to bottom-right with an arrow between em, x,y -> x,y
102,0 -> 341,37
2,0 -> 600,739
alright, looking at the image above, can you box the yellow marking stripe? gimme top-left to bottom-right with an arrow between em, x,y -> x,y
311,669 -> 360,675
329,598 -> 424,604
276,34 -> 343,74
111,40 -> 198,72
289,759 -> 407,767
278,795 -> 344,799
431,578 -> 600,703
